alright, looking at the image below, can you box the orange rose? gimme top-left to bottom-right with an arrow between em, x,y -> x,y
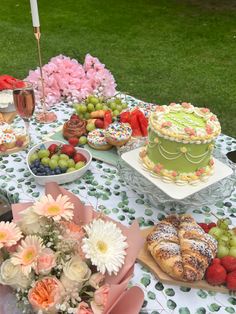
28,277 -> 64,312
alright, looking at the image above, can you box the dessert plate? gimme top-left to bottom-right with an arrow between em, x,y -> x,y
121,148 -> 233,200
137,227 -> 229,293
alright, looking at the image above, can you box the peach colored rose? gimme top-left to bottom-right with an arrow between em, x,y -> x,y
36,248 -> 56,275
91,284 -> 110,314
89,273 -> 105,289
28,277 -> 64,313
75,301 -> 93,314
181,102 -> 191,109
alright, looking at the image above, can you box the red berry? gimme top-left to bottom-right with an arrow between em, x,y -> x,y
68,137 -> 79,147
221,256 -> 236,273
206,263 -> 227,285
70,114 -> 80,120
208,222 -> 217,229
61,144 -> 76,157
48,144 -> 58,154
198,223 -> 209,232
74,152 -> 87,163
226,270 -> 236,290
95,119 -> 104,129
212,258 -> 221,265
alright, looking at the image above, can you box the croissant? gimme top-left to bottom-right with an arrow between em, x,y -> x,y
147,214 -> 217,282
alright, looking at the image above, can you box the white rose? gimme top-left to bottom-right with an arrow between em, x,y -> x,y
0,259 -> 31,289
61,256 -> 91,290
19,207 -> 46,235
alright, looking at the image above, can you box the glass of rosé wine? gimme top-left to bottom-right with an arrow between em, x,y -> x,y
13,81 -> 35,145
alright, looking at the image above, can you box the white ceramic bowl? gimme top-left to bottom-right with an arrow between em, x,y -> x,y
27,140 -> 92,185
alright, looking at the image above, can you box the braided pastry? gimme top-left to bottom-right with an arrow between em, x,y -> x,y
147,214 -> 217,282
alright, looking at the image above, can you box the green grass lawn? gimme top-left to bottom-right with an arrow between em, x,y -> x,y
0,0 -> 235,137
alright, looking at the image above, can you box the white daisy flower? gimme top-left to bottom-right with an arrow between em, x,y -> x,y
82,219 -> 128,275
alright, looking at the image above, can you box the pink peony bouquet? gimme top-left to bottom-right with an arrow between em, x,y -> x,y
25,54 -> 117,107
0,183 -> 144,314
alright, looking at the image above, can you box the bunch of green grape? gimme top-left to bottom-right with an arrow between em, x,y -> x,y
74,95 -> 128,119
209,219 -> 236,258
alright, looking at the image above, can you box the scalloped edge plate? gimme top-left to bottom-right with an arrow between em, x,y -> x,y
121,148 -> 233,200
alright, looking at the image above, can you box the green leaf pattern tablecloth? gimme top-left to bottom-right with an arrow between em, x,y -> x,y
0,95 -> 236,314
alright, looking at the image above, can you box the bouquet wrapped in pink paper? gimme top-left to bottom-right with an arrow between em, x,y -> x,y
0,182 -> 144,314
25,54 -> 117,107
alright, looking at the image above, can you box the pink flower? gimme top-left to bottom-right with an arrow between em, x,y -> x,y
28,277 -> 64,312
206,124 -> 213,134
161,121 -> 172,128
156,105 -> 165,111
75,302 -> 93,314
210,115 -> 217,121
89,273 -> 105,289
91,284 -> 110,314
195,168 -> 205,176
36,248 -> 56,275
201,108 -> 210,114
181,102 -> 191,109
184,127 -> 196,136
169,102 -> 176,106
0,222 -> 22,249
172,171 -> 178,177
154,163 -> 163,174
209,159 -> 214,166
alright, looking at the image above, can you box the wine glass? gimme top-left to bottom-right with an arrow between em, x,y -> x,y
13,82 -> 35,145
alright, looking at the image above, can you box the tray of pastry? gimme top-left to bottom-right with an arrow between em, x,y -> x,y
137,215 -> 229,293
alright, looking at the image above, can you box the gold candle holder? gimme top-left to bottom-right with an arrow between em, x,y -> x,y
33,27 -> 57,123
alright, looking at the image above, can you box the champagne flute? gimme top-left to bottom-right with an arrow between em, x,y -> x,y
13,82 -> 35,145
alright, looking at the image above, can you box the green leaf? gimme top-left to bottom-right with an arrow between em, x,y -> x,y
208,303 -> 221,312
228,297 -> 236,305
145,208 -> 153,216
147,291 -> 156,300
179,308 -> 190,314
32,192 -> 40,198
118,215 -> 125,221
165,288 -> 175,296
195,308 -> 206,314
225,307 -> 235,314
136,199 -> 144,204
197,289 -> 207,299
167,300 -> 176,310
215,201 -> 224,208
112,208 -> 119,213
141,277 -> 150,287
155,281 -> 164,291
180,286 -> 191,292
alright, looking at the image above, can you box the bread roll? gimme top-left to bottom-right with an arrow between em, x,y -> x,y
147,214 -> 217,282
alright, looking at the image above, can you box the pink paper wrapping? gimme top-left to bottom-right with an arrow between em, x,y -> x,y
9,182 -> 145,314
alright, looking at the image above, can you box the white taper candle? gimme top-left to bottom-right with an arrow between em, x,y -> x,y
30,0 -> 40,27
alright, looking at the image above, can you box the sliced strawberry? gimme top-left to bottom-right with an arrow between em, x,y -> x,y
137,109 -> 148,137
104,111 -> 112,129
130,110 -> 142,137
208,222 -> 217,229
61,144 -> 76,157
74,152 -> 87,163
120,111 -> 131,124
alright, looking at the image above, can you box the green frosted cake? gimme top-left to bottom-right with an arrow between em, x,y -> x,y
139,102 -> 221,185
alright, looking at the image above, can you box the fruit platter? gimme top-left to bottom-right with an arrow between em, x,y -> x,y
138,214 -> 236,293
27,140 -> 92,185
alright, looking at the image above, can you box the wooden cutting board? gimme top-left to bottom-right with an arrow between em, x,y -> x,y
137,227 -> 229,294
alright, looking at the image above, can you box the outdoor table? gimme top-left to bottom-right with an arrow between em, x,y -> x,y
0,95 -> 236,314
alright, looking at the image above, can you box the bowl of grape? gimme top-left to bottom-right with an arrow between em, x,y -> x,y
27,140 -> 92,185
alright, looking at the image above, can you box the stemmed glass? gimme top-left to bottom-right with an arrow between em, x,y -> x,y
13,82 -> 36,145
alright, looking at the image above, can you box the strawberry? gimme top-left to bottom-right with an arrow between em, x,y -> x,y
198,223 -> 209,233
48,144 -> 58,155
68,137 -> 79,147
226,270 -> 236,291
95,119 -> 104,129
70,114 -> 80,121
120,111 -> 131,124
61,144 -> 76,157
205,261 -> 227,285
208,222 -> 217,230
74,152 -> 87,163
104,111 -> 112,129
221,256 -> 236,273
